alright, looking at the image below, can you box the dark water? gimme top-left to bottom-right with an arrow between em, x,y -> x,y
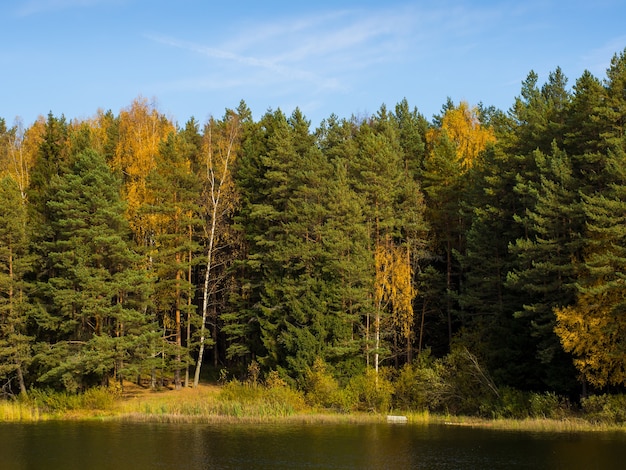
1,421 -> 626,469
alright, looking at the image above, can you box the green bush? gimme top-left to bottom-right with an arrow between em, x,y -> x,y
438,347 -> 499,416
581,394 -> 626,424
393,352 -> 447,412
346,368 -> 393,413
304,359 -> 345,410
492,387 -> 530,419
529,391 -> 569,419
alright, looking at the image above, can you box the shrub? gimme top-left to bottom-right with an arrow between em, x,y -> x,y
346,368 -> 393,413
492,387 -> 530,419
581,394 -> 626,424
439,346 -> 500,416
393,352 -> 448,412
246,361 -> 261,386
304,359 -> 343,410
264,370 -> 288,388
529,391 -> 569,419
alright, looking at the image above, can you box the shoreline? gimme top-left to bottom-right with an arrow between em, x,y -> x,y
3,407 -> 625,434
2,383 -> 626,433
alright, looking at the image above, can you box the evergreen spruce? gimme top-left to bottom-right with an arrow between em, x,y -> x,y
0,176 -> 33,395
32,149 -> 151,391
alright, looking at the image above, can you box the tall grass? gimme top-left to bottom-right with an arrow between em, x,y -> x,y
0,386 -> 120,422
0,400 -> 44,422
440,415 -> 626,433
26,386 -> 119,413
115,380 -> 309,422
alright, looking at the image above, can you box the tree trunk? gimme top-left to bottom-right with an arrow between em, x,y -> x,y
185,244 -> 192,388
213,303 -> 219,368
374,303 -> 380,377
193,226 -> 214,387
16,364 -> 27,396
446,238 -> 453,347
418,301 -> 427,359
174,258 -> 182,390
194,116 -> 237,387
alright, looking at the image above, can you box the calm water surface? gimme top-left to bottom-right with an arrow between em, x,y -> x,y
1,421 -> 626,469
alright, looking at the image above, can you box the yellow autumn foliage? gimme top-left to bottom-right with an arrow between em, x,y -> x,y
110,97 -> 175,243
555,292 -> 626,388
375,241 -> 415,341
426,101 -> 496,170
0,117 -> 44,198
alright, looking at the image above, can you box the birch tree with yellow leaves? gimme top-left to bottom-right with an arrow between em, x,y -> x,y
0,118 -> 40,200
374,240 -> 415,373
428,101 -> 496,171
111,97 -> 175,246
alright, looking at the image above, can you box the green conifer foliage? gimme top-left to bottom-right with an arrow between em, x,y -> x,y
33,149 -> 151,391
0,176 -> 33,395
555,50 -> 626,387
144,131 -> 202,389
506,144 -> 581,392
556,172 -> 626,387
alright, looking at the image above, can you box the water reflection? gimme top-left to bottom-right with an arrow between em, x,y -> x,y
1,421 -> 626,469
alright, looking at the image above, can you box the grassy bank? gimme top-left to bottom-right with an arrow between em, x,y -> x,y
2,382 -> 626,433
438,414 -> 626,433
1,381 -> 383,424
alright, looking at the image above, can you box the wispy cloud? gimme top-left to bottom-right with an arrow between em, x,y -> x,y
15,0 -> 118,16
581,35 -> 626,77
146,5 -> 420,95
143,1 -> 521,122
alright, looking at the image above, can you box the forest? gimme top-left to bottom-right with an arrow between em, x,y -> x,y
2,49 -> 626,413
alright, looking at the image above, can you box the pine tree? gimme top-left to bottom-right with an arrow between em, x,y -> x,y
509,69 -> 569,155
222,104 -> 267,362
555,167 -> 626,387
234,108 -> 369,380
458,70 -> 574,391
447,104 -> 533,386
421,123 -> 465,347
554,50 -> 626,388
320,158 -> 371,375
259,109 -> 334,378
349,121 -> 403,368
144,131 -> 201,389
175,117 -> 204,387
564,70 -> 606,160
316,116 -> 372,375
27,113 -> 71,245
0,176 -> 33,395
506,144 -> 580,392
33,149 -> 151,391
348,110 -> 428,369
599,49 -> 626,149
392,98 -> 428,178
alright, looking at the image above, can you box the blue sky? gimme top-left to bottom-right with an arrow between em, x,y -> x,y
2,0 -> 625,128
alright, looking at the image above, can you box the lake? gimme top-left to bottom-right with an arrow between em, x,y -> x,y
1,420 -> 626,469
